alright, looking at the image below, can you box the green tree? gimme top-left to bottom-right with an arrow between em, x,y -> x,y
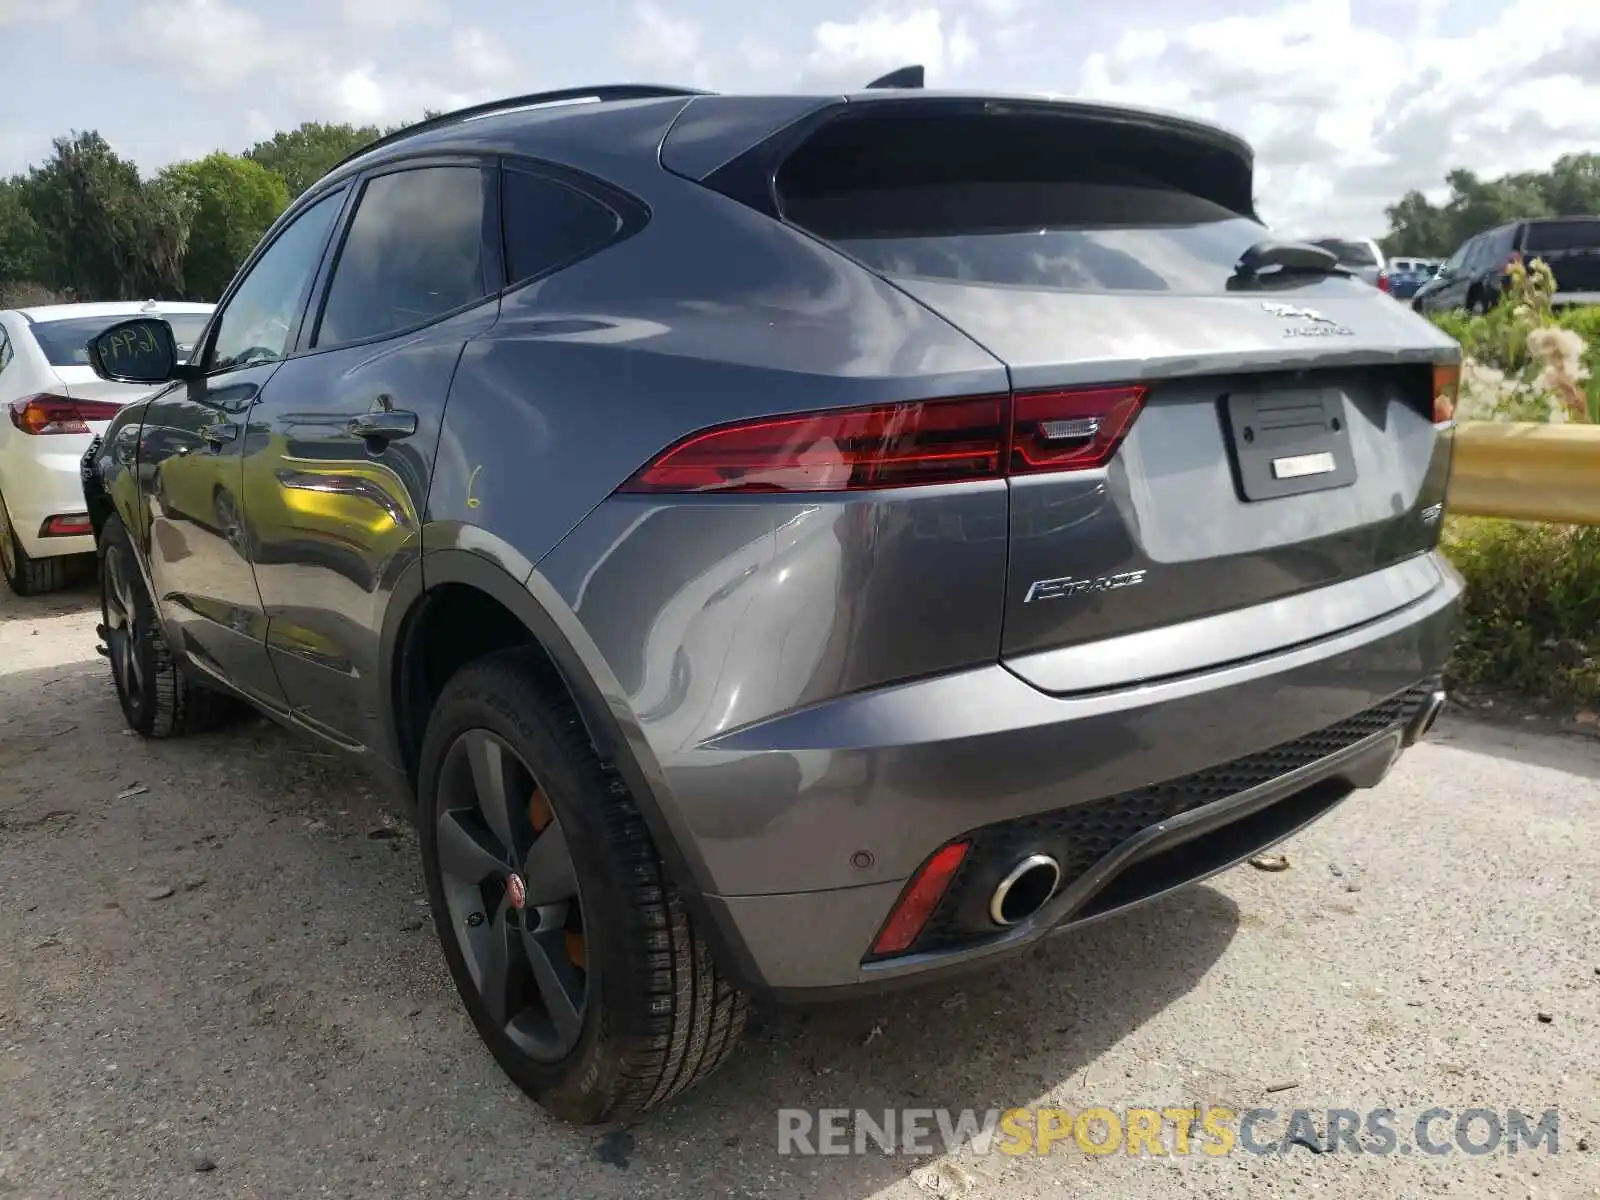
1444,168 -> 1551,242
20,131 -> 195,300
244,121 -> 379,198
0,176 -> 46,284
161,152 -> 288,300
1381,157 -> 1600,258
1541,153 -> 1600,216
1380,189 -> 1454,258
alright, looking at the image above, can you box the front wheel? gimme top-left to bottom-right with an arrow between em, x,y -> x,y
418,649 -> 747,1125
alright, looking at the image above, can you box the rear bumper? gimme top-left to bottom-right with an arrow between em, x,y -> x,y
1,441 -> 97,559
680,552 -> 1462,1000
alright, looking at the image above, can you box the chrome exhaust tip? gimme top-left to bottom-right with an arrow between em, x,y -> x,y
989,854 -> 1062,926
1406,689 -> 1447,746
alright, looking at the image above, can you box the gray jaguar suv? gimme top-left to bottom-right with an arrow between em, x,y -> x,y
78,78 -> 1463,1124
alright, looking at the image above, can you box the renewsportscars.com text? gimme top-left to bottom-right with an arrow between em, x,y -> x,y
777,1106 -> 1563,1158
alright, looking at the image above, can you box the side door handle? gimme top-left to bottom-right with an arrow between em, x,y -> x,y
347,410 -> 418,446
200,422 -> 238,448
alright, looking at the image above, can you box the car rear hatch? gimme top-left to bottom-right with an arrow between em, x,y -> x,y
1522,219 -> 1600,295
752,97 -> 1457,693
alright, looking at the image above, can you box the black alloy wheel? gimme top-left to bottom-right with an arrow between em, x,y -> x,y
434,728 -> 588,1062
101,538 -> 148,713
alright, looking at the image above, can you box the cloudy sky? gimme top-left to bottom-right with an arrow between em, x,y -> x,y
2,0 -> 1597,236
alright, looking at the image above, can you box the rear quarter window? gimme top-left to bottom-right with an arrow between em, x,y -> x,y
501,168 -> 625,286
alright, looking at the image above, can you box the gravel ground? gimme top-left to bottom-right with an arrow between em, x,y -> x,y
2,575 -> 1597,1200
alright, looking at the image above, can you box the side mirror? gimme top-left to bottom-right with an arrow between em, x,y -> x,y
87,317 -> 181,385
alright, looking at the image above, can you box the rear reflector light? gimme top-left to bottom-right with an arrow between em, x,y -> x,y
1432,363 -> 1459,424
8,394 -> 122,435
869,840 -> 970,958
40,514 -> 93,537
619,385 -> 1148,495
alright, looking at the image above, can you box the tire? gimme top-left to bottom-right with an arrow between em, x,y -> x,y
0,488 -> 68,596
417,648 -> 747,1125
99,515 -> 236,737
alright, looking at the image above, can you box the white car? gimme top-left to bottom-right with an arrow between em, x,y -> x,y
0,300 -> 214,595
1306,237 -> 1387,288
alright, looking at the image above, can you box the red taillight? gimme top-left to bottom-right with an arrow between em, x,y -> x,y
869,840 -> 970,958
8,394 -> 122,436
1432,363 -> 1460,424
619,385 -> 1148,495
618,396 -> 1005,494
1010,385 -> 1147,475
1377,271 -> 1391,293
40,514 -> 93,537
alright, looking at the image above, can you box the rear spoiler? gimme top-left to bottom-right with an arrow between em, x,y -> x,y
661,92 -> 1258,222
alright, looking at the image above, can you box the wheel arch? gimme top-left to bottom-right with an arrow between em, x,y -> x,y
382,542 -> 763,989
382,544 -> 720,899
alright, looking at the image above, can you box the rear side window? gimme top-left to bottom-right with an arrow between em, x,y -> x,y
316,165 -> 488,347
502,168 -> 622,286
776,112 -> 1281,294
1523,220 -> 1600,253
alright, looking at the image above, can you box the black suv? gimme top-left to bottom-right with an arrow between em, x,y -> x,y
1413,216 -> 1600,314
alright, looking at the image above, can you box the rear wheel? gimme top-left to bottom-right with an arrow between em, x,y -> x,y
418,649 -> 747,1125
99,515 -> 235,737
0,488 -> 68,596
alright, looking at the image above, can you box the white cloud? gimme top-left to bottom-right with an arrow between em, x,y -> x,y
337,0 -> 442,28
0,0 -> 78,23
451,26 -> 517,86
95,0 -> 522,136
1075,0 -> 1600,235
619,2 -> 703,73
124,0 -> 293,88
804,8 -> 977,89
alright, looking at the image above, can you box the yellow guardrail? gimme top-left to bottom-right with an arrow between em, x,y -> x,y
1448,421 -> 1600,524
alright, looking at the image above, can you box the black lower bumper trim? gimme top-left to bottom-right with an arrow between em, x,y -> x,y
903,678 -> 1438,957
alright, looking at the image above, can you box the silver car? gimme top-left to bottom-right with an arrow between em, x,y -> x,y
78,81 -> 1463,1124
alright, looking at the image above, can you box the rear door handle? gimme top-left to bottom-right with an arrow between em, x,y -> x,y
200,422 -> 238,447
347,410 -> 418,444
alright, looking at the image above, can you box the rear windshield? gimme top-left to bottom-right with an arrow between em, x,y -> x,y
800,182 -> 1273,293
774,109 -> 1287,295
31,313 -> 211,367
1309,239 -> 1380,268
1522,220 -> 1600,253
